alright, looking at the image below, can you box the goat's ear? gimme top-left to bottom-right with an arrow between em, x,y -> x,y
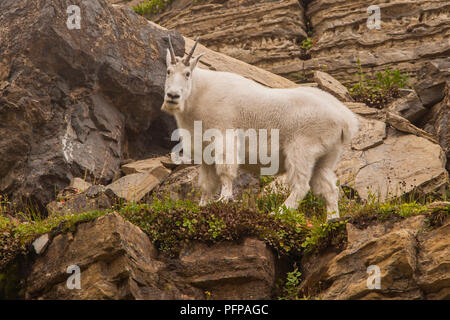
189,54 -> 204,70
166,49 -> 172,66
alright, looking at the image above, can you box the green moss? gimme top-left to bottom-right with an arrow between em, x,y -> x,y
0,209 -> 110,273
132,0 -> 203,17
117,197 -> 311,257
11,210 -> 108,245
376,201 -> 428,219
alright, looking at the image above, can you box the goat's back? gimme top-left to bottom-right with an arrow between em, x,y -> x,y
190,69 -> 358,147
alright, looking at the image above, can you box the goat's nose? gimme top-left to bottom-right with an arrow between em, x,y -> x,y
167,92 -> 180,100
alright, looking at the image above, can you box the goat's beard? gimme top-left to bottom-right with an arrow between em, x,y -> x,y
161,100 -> 183,115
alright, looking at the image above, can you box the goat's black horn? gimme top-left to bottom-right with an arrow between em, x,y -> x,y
168,35 -> 176,64
184,37 -> 200,66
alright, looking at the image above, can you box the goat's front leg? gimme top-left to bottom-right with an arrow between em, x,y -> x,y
198,164 -> 219,206
216,163 -> 238,203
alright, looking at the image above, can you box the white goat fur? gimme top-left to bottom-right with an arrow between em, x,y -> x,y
162,50 -> 359,221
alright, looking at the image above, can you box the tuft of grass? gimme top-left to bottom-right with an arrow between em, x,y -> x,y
132,0 -> 173,16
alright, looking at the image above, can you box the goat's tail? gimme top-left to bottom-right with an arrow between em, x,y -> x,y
341,113 -> 359,144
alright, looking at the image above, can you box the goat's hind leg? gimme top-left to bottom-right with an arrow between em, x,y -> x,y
310,147 -> 342,222
279,139 -> 320,213
199,164 -> 220,206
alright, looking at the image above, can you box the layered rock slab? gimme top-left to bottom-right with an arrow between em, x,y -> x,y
151,0 -> 307,76
145,0 -> 450,86
281,0 -> 450,84
25,213 -> 184,299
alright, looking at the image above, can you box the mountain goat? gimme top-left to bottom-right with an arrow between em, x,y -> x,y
161,37 -> 359,222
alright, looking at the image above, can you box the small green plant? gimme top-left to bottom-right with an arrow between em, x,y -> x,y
118,197 -> 312,257
301,219 -> 347,253
179,217 -> 198,234
289,72 -> 308,82
207,214 -> 225,239
301,38 -> 315,51
0,216 -> 10,229
349,59 -> 410,108
256,178 -> 289,213
0,195 -> 10,216
256,191 -> 286,214
279,267 -> 302,300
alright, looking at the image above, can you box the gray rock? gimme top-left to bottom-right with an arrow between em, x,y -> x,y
337,127 -> 448,201
85,185 -> 107,198
351,117 -> 386,151
32,234 -> 50,255
69,178 -> 92,194
299,215 -> 450,299
156,166 -> 260,203
414,58 -> 450,107
385,112 -> 438,144
178,238 -> 275,300
121,156 -> 171,175
46,186 -> 112,216
106,167 -> 171,202
388,89 -> 427,124
422,82 -> 450,171
314,71 -> 354,102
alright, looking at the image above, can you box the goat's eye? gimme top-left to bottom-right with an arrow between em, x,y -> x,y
185,71 -> 190,77
167,70 -> 171,75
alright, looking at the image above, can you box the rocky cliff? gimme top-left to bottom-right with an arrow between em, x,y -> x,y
299,213 -> 449,299
2,202 -> 448,300
148,0 -> 450,84
152,0 -> 307,76
0,0 -> 187,209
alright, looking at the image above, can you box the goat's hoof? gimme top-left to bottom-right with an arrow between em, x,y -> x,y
217,196 -> 234,203
326,213 -> 340,223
